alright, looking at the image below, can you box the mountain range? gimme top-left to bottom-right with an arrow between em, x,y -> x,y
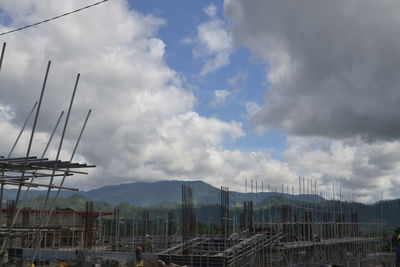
3,180 -> 323,206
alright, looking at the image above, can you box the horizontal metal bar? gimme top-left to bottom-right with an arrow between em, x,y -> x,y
0,173 -> 72,179
0,180 -> 78,191
0,156 -> 39,162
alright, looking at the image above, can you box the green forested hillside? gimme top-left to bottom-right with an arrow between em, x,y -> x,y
18,193 -> 400,230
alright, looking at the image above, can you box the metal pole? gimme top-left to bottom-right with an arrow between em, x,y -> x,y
41,111 -> 64,158
255,180 -> 258,225
0,42 -> 5,71
0,183 -> 3,229
42,73 -> 80,210
24,62 -> 51,163
132,212 -> 135,250
7,102 -> 38,158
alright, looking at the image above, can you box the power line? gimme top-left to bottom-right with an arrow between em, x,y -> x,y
0,0 -> 110,37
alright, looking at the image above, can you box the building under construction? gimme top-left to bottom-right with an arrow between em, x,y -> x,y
0,184 -> 391,266
1,203 -> 112,249
156,184 -> 388,267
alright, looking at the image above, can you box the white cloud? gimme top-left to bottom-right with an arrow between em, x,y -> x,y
245,102 -> 261,118
228,69 -> 247,92
204,4 -> 217,17
0,0 -> 298,193
245,101 -> 267,135
283,136 -> 400,202
190,4 -> 233,75
211,70 -> 248,108
212,90 -> 230,106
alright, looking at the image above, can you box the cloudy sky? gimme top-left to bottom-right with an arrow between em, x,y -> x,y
1,0 -> 400,202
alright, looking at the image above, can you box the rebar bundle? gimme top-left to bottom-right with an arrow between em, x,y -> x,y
220,186 -> 230,238
182,184 -> 196,254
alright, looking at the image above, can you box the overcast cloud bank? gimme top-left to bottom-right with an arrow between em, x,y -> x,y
224,0 -> 400,201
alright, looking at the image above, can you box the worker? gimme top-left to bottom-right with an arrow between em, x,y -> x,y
396,234 -> 400,267
313,233 -> 320,242
135,247 -> 144,267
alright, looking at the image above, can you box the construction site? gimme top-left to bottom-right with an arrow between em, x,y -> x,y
0,41 -> 397,267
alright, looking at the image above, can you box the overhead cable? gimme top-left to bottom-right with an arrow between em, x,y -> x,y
0,0 -> 110,37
